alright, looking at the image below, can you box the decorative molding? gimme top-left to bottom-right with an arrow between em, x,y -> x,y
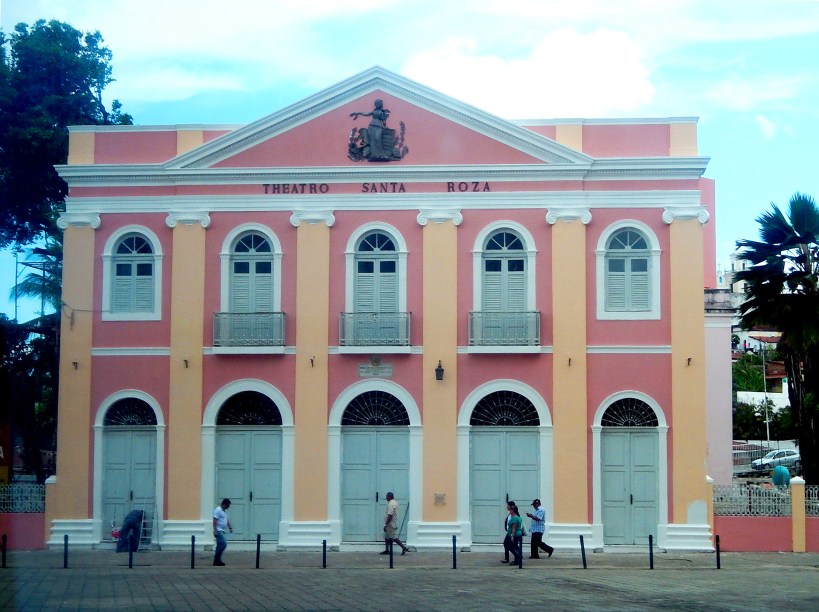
56,212 -> 100,229
289,210 -> 335,227
416,209 -> 463,226
662,206 -> 710,224
165,211 -> 211,228
546,207 -> 591,225
586,345 -> 672,354
91,347 -> 170,356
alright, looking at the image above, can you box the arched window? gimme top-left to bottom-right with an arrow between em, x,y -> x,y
112,234 -> 155,314
230,232 -> 274,313
470,391 -> 540,426
102,227 -> 163,321
596,222 -> 660,320
482,231 -> 526,312
354,231 -> 398,314
605,229 -> 650,312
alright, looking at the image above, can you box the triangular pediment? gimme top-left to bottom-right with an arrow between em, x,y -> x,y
167,66 -> 591,170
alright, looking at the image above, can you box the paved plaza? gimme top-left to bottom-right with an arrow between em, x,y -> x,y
1,547 -> 818,611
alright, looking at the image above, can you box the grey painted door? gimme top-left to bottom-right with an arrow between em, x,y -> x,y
216,428 -> 282,540
102,428 -> 156,538
341,427 -> 409,542
470,428 -> 539,544
601,429 -> 659,545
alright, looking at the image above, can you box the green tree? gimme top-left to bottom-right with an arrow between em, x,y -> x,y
732,352 -> 764,393
0,19 -> 132,248
10,233 -> 63,317
735,193 -> 819,483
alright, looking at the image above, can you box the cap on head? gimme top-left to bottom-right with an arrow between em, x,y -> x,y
532,499 -> 540,505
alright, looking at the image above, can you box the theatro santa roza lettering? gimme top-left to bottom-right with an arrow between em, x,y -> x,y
262,181 -> 492,194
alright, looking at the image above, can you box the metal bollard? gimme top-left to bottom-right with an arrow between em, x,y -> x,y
255,534 -> 261,569
128,546 -> 133,569
1,533 -> 6,568
388,539 -> 394,569
452,535 -> 457,570
580,534 -> 587,569
518,537 -> 523,569
63,534 -> 68,569
322,539 -> 327,569
191,535 -> 195,569
648,534 -> 654,570
715,534 -> 721,569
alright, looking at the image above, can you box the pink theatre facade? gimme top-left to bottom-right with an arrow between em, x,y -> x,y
47,67 -> 728,551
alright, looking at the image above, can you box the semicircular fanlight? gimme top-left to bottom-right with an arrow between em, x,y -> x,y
470,391 -> 539,426
601,398 -> 658,427
217,391 -> 283,425
104,398 -> 157,426
341,391 -> 409,426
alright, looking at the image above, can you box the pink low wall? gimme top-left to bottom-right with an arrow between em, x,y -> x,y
713,516 -> 791,552
0,513 -> 46,550
806,517 -> 819,552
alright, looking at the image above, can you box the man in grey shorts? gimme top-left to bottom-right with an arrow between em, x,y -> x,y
381,492 -> 409,555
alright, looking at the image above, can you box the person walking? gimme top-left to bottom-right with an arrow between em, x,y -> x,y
506,503 -> 524,566
500,500 -> 515,563
212,498 -> 233,566
525,498 -> 554,558
381,492 -> 410,555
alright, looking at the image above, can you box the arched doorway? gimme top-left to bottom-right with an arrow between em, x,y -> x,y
340,391 -> 410,542
215,391 -> 283,541
102,397 -> 157,540
600,397 -> 660,545
469,390 -> 540,544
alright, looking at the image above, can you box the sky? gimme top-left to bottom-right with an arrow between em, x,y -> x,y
1,0 -> 818,321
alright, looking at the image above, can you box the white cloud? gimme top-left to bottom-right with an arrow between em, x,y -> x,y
754,115 -> 777,139
705,75 -> 803,111
403,29 -> 655,118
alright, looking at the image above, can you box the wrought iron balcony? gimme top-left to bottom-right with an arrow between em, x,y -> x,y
339,312 -> 411,346
213,312 -> 285,346
468,311 -> 541,346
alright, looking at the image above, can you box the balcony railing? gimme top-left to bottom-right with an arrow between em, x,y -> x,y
469,311 -> 540,346
213,312 -> 285,346
339,312 -> 411,346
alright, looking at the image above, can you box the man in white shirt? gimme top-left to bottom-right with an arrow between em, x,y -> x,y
525,498 -> 554,559
381,492 -> 409,555
212,498 -> 233,566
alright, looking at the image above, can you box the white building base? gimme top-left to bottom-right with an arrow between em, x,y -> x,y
278,520 -> 337,549
658,523 -> 714,551
158,519 -> 210,550
47,519 -> 98,549
408,521 -> 467,549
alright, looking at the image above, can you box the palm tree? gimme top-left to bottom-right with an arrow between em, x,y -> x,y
735,193 -> 819,483
10,234 -> 63,322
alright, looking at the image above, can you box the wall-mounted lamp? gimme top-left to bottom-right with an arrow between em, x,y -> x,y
435,360 -> 444,381
72,361 -> 79,370
687,357 -> 692,366
184,359 -> 189,368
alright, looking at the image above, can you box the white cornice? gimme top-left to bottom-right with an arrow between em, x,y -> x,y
55,156 -> 708,187
64,190 -> 703,215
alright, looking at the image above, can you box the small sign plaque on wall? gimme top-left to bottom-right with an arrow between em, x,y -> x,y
358,364 -> 394,378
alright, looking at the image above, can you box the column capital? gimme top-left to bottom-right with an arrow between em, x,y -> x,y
290,210 -> 335,227
416,209 -> 463,226
546,207 -> 591,225
662,206 -> 709,224
57,212 -> 101,230
165,211 -> 211,228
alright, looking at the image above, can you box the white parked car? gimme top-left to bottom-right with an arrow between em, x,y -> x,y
751,449 -> 800,472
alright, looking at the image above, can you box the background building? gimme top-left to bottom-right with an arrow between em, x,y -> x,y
46,67 -> 724,551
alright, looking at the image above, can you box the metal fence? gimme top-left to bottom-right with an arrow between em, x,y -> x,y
468,311 -> 541,346
807,485 -> 819,518
713,483 -> 791,517
0,483 -> 46,513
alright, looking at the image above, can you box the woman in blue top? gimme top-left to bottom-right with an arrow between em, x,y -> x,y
506,503 -> 523,566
